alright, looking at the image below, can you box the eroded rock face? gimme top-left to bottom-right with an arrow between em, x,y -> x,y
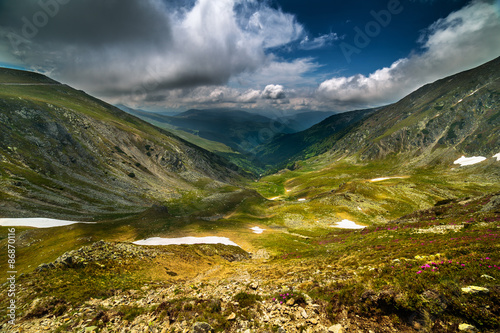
0,69 -> 246,218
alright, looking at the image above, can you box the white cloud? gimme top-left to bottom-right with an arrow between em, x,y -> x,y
318,1 -> 500,107
114,81 -> 319,112
245,6 -> 304,49
233,57 -> 321,88
261,84 -> 286,99
299,32 -> 340,50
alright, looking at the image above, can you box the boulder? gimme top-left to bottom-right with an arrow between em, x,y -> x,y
458,323 -> 477,332
328,324 -> 344,333
192,322 -> 214,333
461,286 -> 489,294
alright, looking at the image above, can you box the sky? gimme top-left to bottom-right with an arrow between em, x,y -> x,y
0,0 -> 499,114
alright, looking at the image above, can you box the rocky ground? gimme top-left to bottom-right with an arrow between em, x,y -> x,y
1,242 -> 405,333
2,239 -> 494,333
1,193 -> 499,333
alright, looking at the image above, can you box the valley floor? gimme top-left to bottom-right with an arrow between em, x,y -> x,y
1,190 -> 499,333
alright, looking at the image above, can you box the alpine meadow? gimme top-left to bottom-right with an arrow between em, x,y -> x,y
0,1 -> 499,332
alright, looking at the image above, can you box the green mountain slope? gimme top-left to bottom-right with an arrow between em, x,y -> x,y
254,107 -> 379,167
323,56 -> 500,164
117,106 -> 269,174
0,68 -> 247,218
120,108 -> 297,153
278,110 -> 337,132
116,105 -> 236,154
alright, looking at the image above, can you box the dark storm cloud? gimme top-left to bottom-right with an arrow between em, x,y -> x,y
0,0 -> 172,46
0,0 -> 304,103
0,0 -> 312,112
0,0 -> 175,89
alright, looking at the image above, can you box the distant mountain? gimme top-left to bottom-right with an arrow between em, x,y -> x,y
322,56 -> 500,165
116,105 -> 236,154
254,108 -> 379,167
0,68 -> 246,218
118,107 -> 297,153
256,57 -> 500,170
280,111 -> 337,132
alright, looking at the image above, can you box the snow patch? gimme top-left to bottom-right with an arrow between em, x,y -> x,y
298,198 -> 306,202
331,219 -> 366,229
268,197 -> 279,201
133,236 -> 239,247
0,218 -> 96,228
250,227 -> 265,234
370,177 -> 404,182
493,153 -> 500,161
453,155 -> 487,166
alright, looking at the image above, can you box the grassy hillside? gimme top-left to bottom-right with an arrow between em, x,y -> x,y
1,189 -> 499,332
255,108 -> 378,168
118,106 -> 267,174
0,68 -> 248,219
121,108 -> 296,153
322,56 -> 500,165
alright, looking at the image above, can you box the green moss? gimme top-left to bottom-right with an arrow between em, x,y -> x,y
233,292 -> 261,308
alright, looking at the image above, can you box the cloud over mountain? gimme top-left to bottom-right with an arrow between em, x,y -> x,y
0,0 -> 304,99
317,1 -> 500,108
0,0 -> 499,112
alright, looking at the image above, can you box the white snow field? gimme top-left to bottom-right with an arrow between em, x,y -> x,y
453,155 -> 487,166
250,227 -> 265,234
331,219 -> 366,229
0,218 -> 96,228
132,236 -> 240,247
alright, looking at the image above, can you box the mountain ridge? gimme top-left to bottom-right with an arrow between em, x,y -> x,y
0,68 -> 248,218
321,56 -> 500,165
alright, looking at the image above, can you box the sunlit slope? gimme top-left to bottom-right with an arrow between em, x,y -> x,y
323,56 -> 500,164
254,108 -> 378,167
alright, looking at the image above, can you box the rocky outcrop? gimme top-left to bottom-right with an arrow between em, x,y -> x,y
36,241 -> 249,272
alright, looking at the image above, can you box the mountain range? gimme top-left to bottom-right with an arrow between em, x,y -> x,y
1,57 -> 499,218
0,57 -> 499,333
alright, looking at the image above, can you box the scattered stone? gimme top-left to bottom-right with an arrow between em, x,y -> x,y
461,286 -> 489,294
252,249 -> 270,260
328,324 -> 344,333
227,312 -> 236,321
286,298 -> 295,306
458,323 -> 477,332
250,282 -> 259,290
193,322 -> 214,333
480,274 -> 495,280
84,326 -> 98,333
308,317 -> 318,325
480,194 -> 500,213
